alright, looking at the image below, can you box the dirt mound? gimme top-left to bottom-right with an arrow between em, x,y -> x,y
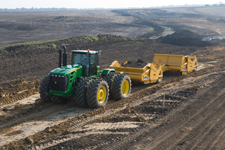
0,78 -> 40,105
121,59 -> 149,68
157,30 -> 212,47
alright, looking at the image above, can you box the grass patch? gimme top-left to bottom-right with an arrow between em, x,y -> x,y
188,29 -> 198,33
149,27 -> 154,31
91,36 -> 98,41
122,38 -> 127,41
0,38 -> 67,50
161,26 -> 175,37
160,25 -> 167,29
64,17 -> 75,21
98,35 -> 107,39
86,36 -> 99,42
50,43 -> 57,49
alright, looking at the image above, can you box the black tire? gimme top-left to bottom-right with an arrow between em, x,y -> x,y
39,75 -> 51,102
105,73 -> 117,99
74,78 -> 92,108
86,79 -> 109,109
111,73 -> 131,100
156,69 -> 163,84
51,96 -> 68,104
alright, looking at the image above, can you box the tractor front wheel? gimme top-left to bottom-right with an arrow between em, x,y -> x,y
74,78 -> 92,108
39,75 -> 51,102
86,79 -> 109,109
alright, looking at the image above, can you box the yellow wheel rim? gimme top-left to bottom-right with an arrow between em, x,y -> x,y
122,80 -> 129,95
98,86 -> 106,103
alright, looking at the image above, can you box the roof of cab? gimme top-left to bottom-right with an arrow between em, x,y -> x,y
71,50 -> 99,54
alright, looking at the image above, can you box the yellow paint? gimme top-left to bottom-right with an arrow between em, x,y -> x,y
122,80 -> 129,95
68,66 -> 82,74
98,86 -> 107,103
109,54 -> 198,84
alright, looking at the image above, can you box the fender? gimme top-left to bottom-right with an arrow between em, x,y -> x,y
101,68 -> 116,77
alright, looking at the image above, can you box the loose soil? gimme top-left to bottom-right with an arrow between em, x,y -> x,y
0,6 -> 225,150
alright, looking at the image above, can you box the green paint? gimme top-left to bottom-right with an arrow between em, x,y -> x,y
48,50 -> 105,98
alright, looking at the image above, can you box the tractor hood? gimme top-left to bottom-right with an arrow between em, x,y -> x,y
50,64 -> 82,75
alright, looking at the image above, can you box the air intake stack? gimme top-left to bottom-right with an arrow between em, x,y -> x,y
63,46 -> 67,66
58,49 -> 62,67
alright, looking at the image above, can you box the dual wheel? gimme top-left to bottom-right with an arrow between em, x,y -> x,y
75,73 -> 131,109
74,78 -> 109,108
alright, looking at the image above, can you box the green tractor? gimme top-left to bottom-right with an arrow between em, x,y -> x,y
39,46 -> 131,108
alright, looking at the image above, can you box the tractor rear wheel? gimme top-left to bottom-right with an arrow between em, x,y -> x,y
74,78 -> 92,108
39,75 -> 51,102
105,73 -> 117,99
111,73 -> 131,100
51,96 -> 68,104
86,79 -> 109,108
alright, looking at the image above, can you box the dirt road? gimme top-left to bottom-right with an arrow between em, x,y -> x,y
0,6 -> 225,149
2,55 -> 225,149
30,61 -> 225,150
0,36 -> 225,149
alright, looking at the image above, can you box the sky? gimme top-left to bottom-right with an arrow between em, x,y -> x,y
1,0 -> 225,9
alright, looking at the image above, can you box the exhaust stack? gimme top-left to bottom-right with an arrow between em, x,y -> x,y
58,49 -> 62,67
63,46 -> 67,66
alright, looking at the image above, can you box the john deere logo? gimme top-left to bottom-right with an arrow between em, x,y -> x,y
54,81 -> 57,84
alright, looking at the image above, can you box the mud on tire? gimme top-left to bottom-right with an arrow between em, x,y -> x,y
74,78 -> 92,108
105,73 -> 117,99
39,75 -> 51,102
111,73 -> 132,100
86,79 -> 109,109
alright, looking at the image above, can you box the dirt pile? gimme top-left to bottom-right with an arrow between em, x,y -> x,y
121,59 -> 149,68
157,30 -> 212,47
0,78 -> 40,105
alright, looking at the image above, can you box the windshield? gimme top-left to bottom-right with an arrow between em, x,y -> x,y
71,53 -> 89,66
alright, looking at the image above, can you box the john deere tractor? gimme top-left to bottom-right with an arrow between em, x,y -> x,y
39,46 -> 131,108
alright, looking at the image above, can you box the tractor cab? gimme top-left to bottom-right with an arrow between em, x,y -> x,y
71,49 -> 100,77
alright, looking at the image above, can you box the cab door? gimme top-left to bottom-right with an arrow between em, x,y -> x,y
89,54 -> 99,76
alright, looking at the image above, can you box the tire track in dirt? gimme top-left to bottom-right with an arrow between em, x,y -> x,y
174,88 -> 225,149
97,70 -> 222,150
209,124 -> 225,149
0,100 -> 83,147
0,101 -> 66,129
34,69 -> 215,150
130,73 -> 225,150
156,83 -> 225,150
190,110 -> 225,149
0,66 -> 212,149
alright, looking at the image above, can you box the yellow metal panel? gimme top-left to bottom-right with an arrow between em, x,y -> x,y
108,54 -> 198,84
153,54 -> 185,67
